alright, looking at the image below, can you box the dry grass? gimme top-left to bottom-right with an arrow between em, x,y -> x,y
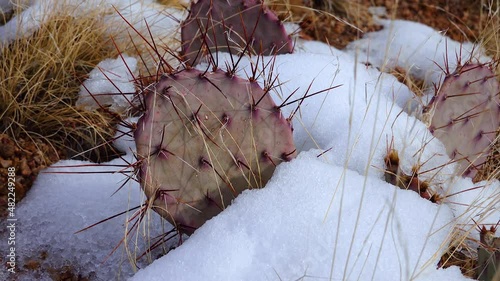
156,0 -> 184,8
382,0 -> 499,278
476,0 -> 500,183
267,0 -> 378,48
478,0 -> 500,58
0,8 -> 121,161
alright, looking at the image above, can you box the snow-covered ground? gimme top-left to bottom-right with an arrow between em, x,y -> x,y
1,1 -> 498,280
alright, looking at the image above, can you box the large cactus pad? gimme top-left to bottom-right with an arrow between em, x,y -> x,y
424,62 -> 500,179
134,68 -> 296,234
181,0 -> 293,66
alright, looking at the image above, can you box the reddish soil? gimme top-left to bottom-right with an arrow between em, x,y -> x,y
300,0 -> 491,50
0,134 -> 63,217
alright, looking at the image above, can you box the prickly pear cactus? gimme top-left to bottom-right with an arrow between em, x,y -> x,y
134,68 -> 296,234
423,62 -> 500,179
476,225 -> 499,280
181,0 -> 293,66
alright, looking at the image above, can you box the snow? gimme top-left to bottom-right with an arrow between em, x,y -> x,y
1,1 -> 498,281
445,178 -> 500,239
77,56 -> 139,112
131,151 -> 463,281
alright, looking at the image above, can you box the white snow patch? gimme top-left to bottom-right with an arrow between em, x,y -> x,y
444,178 -> 500,241
77,56 -> 138,112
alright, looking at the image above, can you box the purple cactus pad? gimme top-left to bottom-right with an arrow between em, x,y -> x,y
134,68 -> 296,234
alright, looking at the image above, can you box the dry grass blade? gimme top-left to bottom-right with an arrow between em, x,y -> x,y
0,11 -> 120,161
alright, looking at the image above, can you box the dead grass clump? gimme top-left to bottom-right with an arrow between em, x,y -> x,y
299,0 -> 380,49
475,1 -> 500,183
267,0 -> 380,48
265,0 -> 311,21
0,12 -> 121,161
439,245 -> 477,279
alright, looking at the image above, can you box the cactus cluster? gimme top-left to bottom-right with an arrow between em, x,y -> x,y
181,0 -> 293,66
423,61 -> 500,179
134,68 -> 296,234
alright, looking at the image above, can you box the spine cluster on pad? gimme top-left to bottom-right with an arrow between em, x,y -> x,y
134,68 -> 296,234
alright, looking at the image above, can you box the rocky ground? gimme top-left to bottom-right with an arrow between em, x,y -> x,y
0,134 -> 63,217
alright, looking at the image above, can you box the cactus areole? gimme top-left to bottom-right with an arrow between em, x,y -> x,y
181,0 -> 293,66
424,62 -> 500,179
134,69 -> 296,234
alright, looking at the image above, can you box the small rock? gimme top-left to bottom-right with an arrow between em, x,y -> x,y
0,134 -> 15,158
0,157 -> 12,168
24,259 -> 41,270
20,158 -> 32,176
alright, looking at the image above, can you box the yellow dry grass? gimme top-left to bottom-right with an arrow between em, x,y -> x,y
0,7 -> 119,161
268,0 -> 376,49
267,0 -> 368,21
475,0 -> 500,183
